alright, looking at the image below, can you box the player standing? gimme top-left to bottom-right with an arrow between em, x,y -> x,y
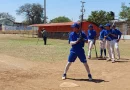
99,25 -> 107,58
111,25 -> 122,60
104,23 -> 115,63
87,24 -> 97,59
62,22 -> 92,81
41,28 -> 48,45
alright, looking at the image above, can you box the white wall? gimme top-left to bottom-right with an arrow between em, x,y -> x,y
121,35 -> 130,40
2,25 -> 32,31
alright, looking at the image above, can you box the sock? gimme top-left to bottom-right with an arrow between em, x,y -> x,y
104,49 -> 106,56
100,49 -> 103,57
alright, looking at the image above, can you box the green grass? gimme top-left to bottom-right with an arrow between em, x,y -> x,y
0,36 -> 71,61
0,34 -> 130,62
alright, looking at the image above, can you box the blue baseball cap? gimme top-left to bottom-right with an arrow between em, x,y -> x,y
71,22 -> 80,28
88,24 -> 93,28
104,23 -> 111,27
99,25 -> 104,28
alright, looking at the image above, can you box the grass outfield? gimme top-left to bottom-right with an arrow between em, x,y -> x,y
0,34 -> 130,62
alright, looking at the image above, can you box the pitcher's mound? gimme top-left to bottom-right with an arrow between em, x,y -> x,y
60,82 -> 79,87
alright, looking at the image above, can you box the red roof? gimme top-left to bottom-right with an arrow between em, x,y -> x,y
30,22 -> 75,27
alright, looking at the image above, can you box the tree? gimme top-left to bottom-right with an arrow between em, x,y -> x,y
50,16 -> 71,23
119,3 -> 130,21
87,10 -> 115,25
0,12 -> 15,21
16,3 -> 44,25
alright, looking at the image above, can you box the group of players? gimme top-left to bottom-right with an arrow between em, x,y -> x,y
88,23 -> 122,62
62,22 -> 122,81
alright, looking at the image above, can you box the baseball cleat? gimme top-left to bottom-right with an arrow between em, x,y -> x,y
116,58 -> 120,60
104,56 -> 107,58
112,60 -> 116,63
88,74 -> 92,81
62,74 -> 66,80
88,56 -> 91,59
106,58 -> 111,61
111,58 -> 116,63
99,56 -> 103,58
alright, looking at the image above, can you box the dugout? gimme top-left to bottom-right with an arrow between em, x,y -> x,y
30,21 -> 100,39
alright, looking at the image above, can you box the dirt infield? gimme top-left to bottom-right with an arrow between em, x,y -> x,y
0,54 -> 130,90
0,34 -> 130,90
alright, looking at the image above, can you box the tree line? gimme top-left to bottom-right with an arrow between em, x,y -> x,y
0,2 -> 130,25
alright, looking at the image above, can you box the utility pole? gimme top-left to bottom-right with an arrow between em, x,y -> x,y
80,1 -> 86,22
44,0 -> 46,24
79,1 -> 85,30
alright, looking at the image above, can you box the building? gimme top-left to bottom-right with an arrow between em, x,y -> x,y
0,18 -> 14,26
116,21 -> 130,35
31,21 -> 100,39
0,18 -> 29,32
0,18 -> 23,26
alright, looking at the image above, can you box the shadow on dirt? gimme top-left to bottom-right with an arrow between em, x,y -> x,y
67,78 -> 109,83
89,57 -> 130,61
120,58 -> 130,60
116,60 -> 130,63
88,57 -> 107,61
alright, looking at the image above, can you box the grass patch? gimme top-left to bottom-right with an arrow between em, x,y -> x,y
0,35 -> 70,61
0,34 -> 130,62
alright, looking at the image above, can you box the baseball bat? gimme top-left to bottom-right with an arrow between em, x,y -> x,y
111,20 -> 116,29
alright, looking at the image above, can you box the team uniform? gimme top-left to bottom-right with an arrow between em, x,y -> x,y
99,28 -> 106,57
111,29 -> 122,59
62,22 -> 92,81
68,31 -> 88,63
104,25 -> 115,62
87,28 -> 97,58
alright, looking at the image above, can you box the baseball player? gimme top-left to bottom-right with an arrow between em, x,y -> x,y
62,22 -> 92,81
87,24 -> 97,59
111,25 -> 122,60
99,25 -> 106,58
41,28 -> 48,45
104,23 -> 116,63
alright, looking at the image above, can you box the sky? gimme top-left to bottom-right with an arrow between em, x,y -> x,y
0,0 -> 129,22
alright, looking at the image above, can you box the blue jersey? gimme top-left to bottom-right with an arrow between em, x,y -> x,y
112,29 -> 122,39
69,31 -> 88,51
87,30 -> 96,39
104,29 -> 113,41
99,29 -> 106,40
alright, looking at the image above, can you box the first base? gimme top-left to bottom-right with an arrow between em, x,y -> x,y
60,82 -> 79,88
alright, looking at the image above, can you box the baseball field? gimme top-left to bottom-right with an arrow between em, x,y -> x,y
0,34 -> 130,90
